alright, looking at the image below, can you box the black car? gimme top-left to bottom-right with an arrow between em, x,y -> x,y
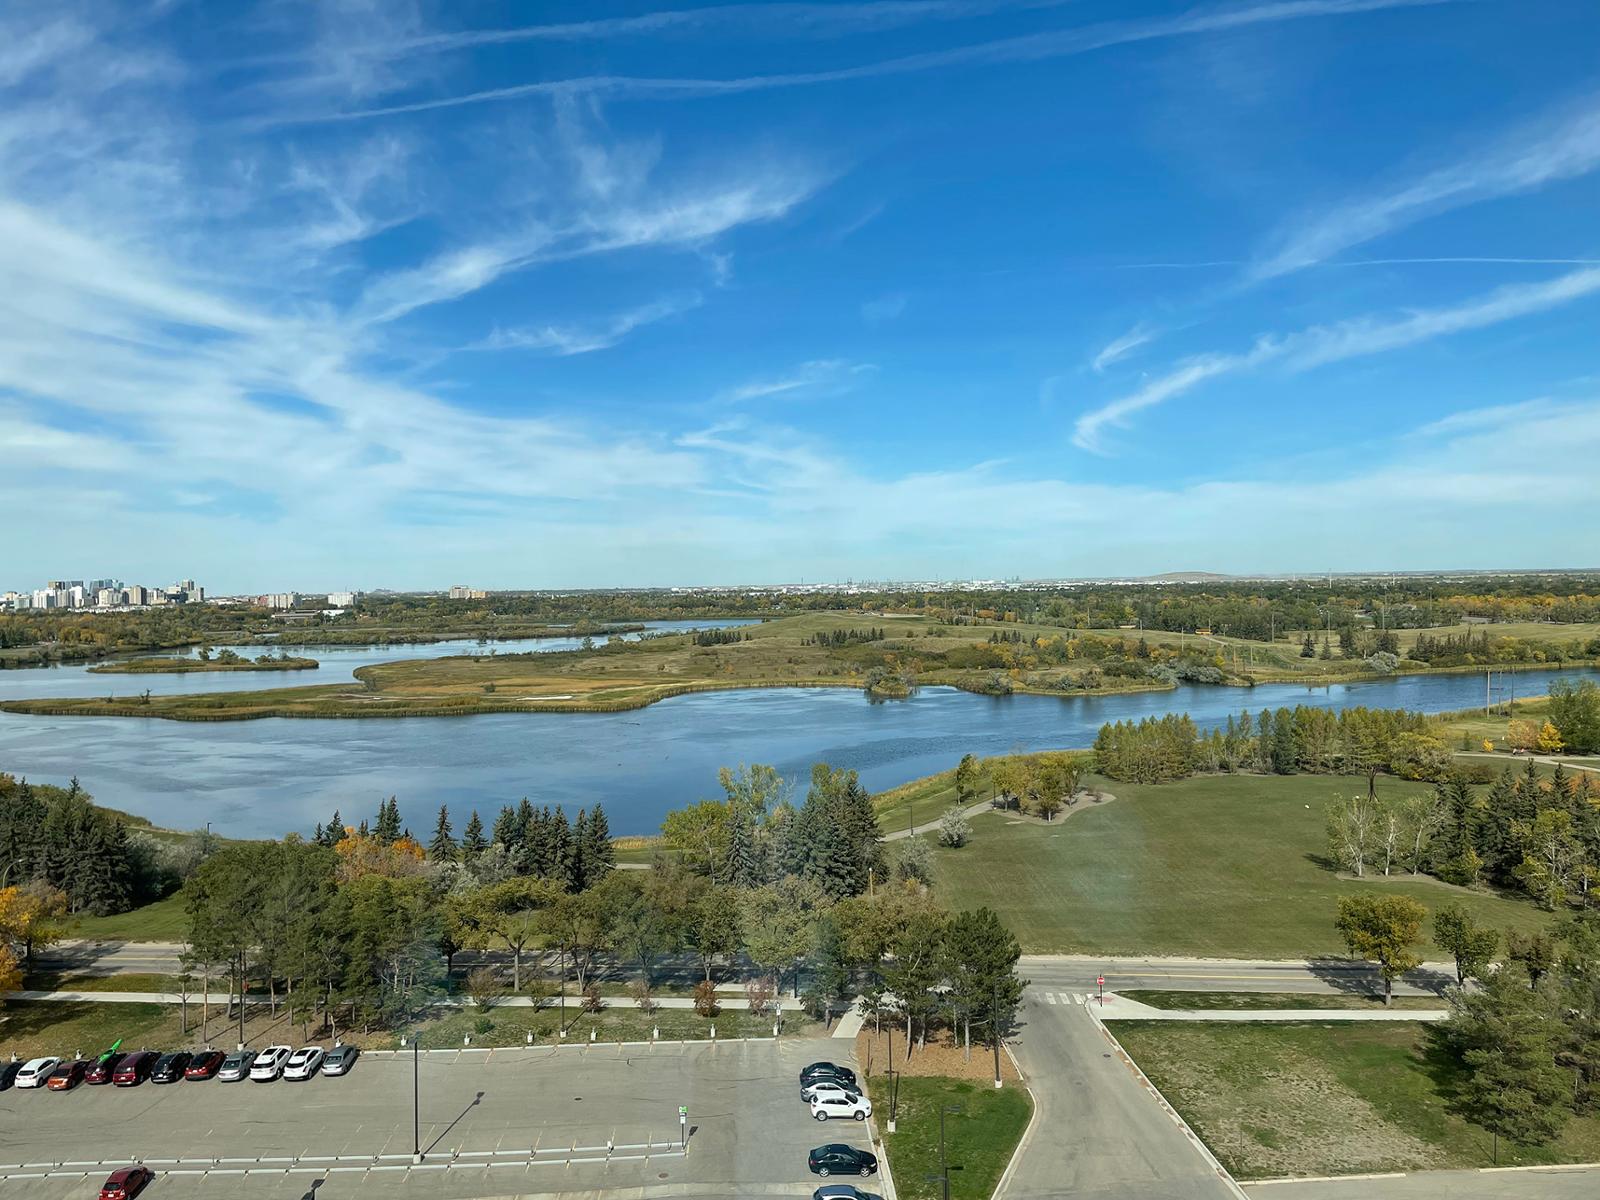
151,1051 -> 193,1083
808,1144 -> 879,1178
0,1060 -> 22,1091
801,1061 -> 858,1088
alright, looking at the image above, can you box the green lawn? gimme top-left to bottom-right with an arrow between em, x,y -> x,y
1114,1021 -> 1600,1178
0,1000 -> 170,1061
880,1077 -> 1032,1200
22,972 -> 187,994
931,773 -> 1552,957
71,892 -> 190,942
1120,990 -> 1448,1011
403,1003 -> 800,1049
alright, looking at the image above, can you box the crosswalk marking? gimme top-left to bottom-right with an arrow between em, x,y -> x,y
1045,992 -> 1058,1004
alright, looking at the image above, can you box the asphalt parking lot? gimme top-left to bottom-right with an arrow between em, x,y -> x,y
0,1039 -> 887,1199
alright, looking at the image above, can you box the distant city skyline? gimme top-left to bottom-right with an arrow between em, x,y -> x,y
3,2 -> 1598,584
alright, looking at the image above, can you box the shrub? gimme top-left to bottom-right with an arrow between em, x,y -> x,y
745,977 -> 778,1019
581,985 -> 604,1014
693,979 -> 721,1018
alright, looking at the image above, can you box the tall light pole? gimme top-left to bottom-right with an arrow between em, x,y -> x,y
411,1033 -> 421,1162
937,1103 -> 963,1200
991,979 -> 1002,1089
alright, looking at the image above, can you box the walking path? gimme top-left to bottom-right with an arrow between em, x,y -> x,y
2,989 -> 798,1011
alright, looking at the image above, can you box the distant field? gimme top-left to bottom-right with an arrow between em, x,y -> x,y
1115,1021 -> 1600,1177
88,655 -> 318,674
930,773 -> 1551,957
70,893 -> 189,942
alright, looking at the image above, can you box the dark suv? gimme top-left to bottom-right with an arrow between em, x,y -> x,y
151,1051 -> 193,1083
809,1143 -> 879,1178
801,1061 -> 859,1089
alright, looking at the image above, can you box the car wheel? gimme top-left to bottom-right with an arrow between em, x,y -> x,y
818,1167 -> 830,1177
854,1111 -> 867,1120
815,1111 -> 828,1121
861,1167 -> 873,1177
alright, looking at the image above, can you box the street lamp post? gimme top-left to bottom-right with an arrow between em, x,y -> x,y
936,1103 -> 963,1200
886,1015 -> 898,1133
991,979 -> 1002,1089
411,1033 -> 421,1162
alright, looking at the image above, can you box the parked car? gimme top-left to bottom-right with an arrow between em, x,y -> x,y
282,1046 -> 326,1081
113,1051 -> 159,1087
151,1051 -> 193,1083
801,1061 -> 858,1089
0,1060 -> 24,1090
801,1078 -> 862,1103
808,1144 -> 879,1178
86,1053 -> 125,1085
217,1049 -> 252,1082
320,1044 -> 360,1076
249,1045 -> 293,1081
184,1049 -> 227,1079
98,1166 -> 154,1200
14,1056 -> 60,1089
811,1092 -> 872,1122
812,1186 -> 883,1200
45,1060 -> 89,1091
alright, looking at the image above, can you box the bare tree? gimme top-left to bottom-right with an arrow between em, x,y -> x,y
1326,791 -> 1379,878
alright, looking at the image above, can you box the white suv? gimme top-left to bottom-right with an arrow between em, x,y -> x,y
249,1045 -> 293,1081
802,1078 -> 860,1103
14,1057 -> 60,1089
282,1046 -> 325,1081
811,1092 -> 872,1121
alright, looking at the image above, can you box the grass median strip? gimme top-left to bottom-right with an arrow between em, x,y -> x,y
880,1077 -> 1032,1200
1113,1021 -> 1600,1178
1119,990 -> 1449,1011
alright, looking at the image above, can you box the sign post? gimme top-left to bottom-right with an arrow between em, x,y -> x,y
679,1104 -> 688,1150
1097,974 -> 1104,1007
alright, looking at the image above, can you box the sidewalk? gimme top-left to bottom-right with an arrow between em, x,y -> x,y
2,989 -> 800,1011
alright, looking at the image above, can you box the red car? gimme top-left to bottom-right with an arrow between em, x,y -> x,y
99,1166 -> 153,1199
184,1048 -> 227,1079
45,1060 -> 89,1091
85,1053 -> 125,1085
112,1051 -> 159,1087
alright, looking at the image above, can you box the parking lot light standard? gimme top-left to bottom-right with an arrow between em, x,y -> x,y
935,1103 -> 963,1200
411,1033 -> 421,1164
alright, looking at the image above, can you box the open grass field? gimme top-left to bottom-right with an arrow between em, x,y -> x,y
69,893 -> 190,942
1120,990 -> 1448,1010
1114,1021 -> 1600,1178
880,1076 -> 1032,1200
929,773 -> 1552,957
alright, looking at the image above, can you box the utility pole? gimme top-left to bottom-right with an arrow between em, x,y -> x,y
992,979 -> 1003,1089
412,1033 -> 421,1162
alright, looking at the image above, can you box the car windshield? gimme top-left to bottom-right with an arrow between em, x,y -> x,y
5,4 -> 1598,1199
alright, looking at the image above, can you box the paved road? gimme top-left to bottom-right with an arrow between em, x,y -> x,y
1001,986 -> 1242,1199
0,1040 -> 883,1200
1243,1167 -> 1600,1198
1020,955 -> 1457,998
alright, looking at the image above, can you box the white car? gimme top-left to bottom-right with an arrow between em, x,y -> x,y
14,1057 -> 60,1089
811,1092 -> 872,1121
249,1045 -> 293,1081
801,1078 -> 861,1103
281,1046 -> 325,1081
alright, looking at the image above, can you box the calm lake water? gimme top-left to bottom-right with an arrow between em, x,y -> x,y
0,643 -> 1594,838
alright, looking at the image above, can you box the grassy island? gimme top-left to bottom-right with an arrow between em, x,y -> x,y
89,654 -> 319,674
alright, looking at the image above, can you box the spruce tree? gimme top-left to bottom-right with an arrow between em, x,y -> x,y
491,805 -> 518,851
569,810 -> 590,890
374,796 -> 401,844
428,805 -> 456,862
723,810 -> 757,887
585,804 -> 614,881
550,809 -> 573,891
321,809 -> 343,847
515,798 -> 536,848
461,811 -> 487,859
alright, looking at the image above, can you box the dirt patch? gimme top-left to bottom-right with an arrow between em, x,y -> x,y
854,1026 -> 1021,1085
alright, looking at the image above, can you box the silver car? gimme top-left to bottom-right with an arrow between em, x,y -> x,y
217,1049 -> 252,1082
320,1044 -> 360,1076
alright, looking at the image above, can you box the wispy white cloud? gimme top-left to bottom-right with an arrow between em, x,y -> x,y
1252,94 -> 1600,280
277,0 -> 1455,124
717,359 -> 875,404
470,293 -> 703,356
861,292 -> 907,322
1074,265 -> 1600,451
1090,323 -> 1157,372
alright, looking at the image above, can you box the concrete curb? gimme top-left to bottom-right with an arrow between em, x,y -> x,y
1087,1003 -> 1249,1200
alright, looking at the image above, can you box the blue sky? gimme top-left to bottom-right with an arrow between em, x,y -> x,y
3,0 -> 1598,592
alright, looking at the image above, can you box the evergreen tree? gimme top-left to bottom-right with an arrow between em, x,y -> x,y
1301,633 -> 1316,658
584,804 -> 614,882
428,805 -> 456,862
320,808 -> 344,847
1271,707 -> 1299,774
569,810 -> 590,890
491,805 -> 518,851
374,796 -> 401,845
723,809 -> 758,887
461,811 -> 487,859
549,809 -> 573,891
0,779 -> 46,885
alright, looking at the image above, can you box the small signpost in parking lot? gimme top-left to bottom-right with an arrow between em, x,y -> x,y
1097,975 -> 1105,1006
679,1104 -> 688,1150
